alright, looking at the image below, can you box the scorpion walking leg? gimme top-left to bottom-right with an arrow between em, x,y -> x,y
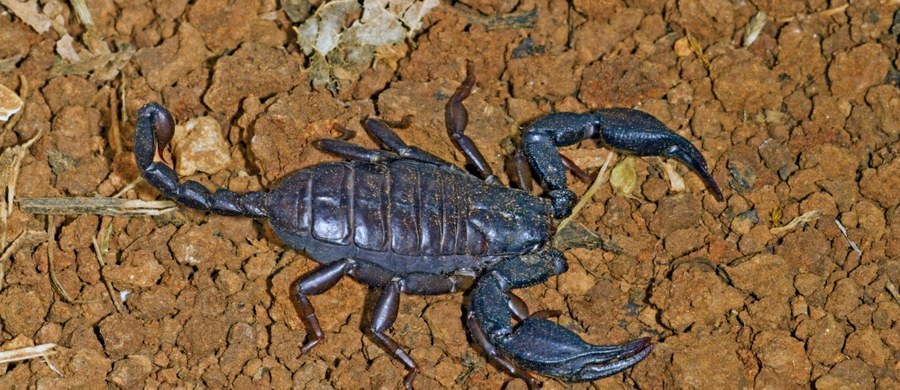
445,62 -> 500,184
512,150 -> 592,191
363,118 -> 462,171
511,150 -> 534,191
369,273 -> 464,389
294,259 -> 357,354
314,138 -> 400,163
467,314 -> 540,388
370,279 -> 418,389
559,154 -> 594,183
508,293 -> 561,322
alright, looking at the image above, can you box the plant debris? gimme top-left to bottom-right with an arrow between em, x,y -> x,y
295,0 -> 438,90
661,160 -> 686,194
0,83 -> 23,122
556,152 -> 614,232
610,156 -> 637,197
0,343 -> 58,364
18,197 -> 177,216
770,209 -> 823,235
743,11 -> 767,47
834,218 -> 862,257
0,0 -> 51,33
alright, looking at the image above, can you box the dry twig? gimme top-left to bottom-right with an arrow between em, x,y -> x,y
556,152 -> 615,233
0,230 -> 48,290
19,197 -> 176,216
112,177 -> 144,199
776,4 -> 850,23
0,343 -> 57,364
0,231 -> 47,264
886,282 -> 900,308
46,215 -> 90,303
0,128 -> 43,248
834,218 -> 862,257
92,232 -> 126,313
770,209 -> 822,235
107,86 -> 122,154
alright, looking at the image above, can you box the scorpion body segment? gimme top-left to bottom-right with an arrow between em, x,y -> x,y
135,64 -> 721,389
264,159 -> 553,275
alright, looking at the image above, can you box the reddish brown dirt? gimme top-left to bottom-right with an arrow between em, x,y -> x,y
1,1 -> 899,389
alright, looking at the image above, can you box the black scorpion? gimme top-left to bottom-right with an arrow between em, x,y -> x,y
134,64 -> 723,388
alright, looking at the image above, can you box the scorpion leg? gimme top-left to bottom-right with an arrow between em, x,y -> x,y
560,154 -> 594,183
508,293 -> 561,322
294,259 -> 357,354
330,123 -> 356,141
368,273 -> 466,389
445,62 -> 501,185
314,138 -> 400,163
363,118 -> 462,172
370,279 -> 418,389
513,151 -> 593,191
511,150 -> 534,191
468,248 -> 652,384
523,109 -> 723,218
468,314 -> 541,389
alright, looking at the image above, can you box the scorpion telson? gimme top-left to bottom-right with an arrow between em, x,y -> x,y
135,64 -> 721,389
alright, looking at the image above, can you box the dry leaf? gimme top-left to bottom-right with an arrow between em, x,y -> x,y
661,161 -> 685,193
0,0 -> 51,33
610,157 -> 637,197
743,11 -> 767,47
0,83 -> 24,121
55,34 -> 81,62
770,209 -> 822,234
295,0 -> 438,90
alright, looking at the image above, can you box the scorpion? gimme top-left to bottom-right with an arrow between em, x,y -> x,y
134,64 -> 723,388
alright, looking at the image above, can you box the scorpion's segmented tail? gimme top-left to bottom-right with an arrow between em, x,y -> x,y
135,103 -> 267,218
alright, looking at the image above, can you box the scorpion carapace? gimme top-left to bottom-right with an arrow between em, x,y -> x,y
135,63 -> 722,389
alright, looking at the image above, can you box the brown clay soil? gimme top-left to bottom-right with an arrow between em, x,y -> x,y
1,0 -> 899,389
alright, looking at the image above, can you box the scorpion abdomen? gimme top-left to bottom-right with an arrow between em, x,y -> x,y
266,159 -> 528,274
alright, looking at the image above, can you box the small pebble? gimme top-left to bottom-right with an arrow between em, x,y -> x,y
173,116 -> 231,176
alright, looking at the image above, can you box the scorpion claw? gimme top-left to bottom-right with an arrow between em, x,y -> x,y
523,108 -> 724,218
661,141 -> 724,202
498,318 -> 652,382
470,251 -> 651,383
592,108 -> 724,201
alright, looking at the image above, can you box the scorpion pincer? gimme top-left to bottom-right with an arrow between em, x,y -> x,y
134,63 -> 722,388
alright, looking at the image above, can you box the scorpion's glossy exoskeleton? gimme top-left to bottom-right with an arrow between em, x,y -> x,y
134,63 -> 722,389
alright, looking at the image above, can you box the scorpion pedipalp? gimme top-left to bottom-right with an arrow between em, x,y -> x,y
523,108 -> 724,218
468,249 -> 652,387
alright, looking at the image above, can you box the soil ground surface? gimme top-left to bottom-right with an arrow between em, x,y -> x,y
1,0 -> 899,389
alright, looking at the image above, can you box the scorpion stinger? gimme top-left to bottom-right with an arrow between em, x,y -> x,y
523,109 -> 724,218
135,103 -> 268,218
